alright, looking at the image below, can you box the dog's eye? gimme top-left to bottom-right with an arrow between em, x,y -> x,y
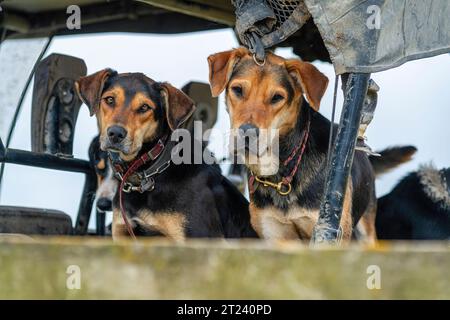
231,86 -> 243,98
271,94 -> 285,104
137,104 -> 151,114
104,96 -> 115,107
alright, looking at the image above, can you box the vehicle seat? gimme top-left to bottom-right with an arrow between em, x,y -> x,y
0,206 -> 73,235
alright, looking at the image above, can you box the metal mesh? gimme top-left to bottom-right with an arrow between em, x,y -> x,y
232,0 -> 308,57
231,0 -> 245,11
232,0 -> 301,26
267,0 -> 302,25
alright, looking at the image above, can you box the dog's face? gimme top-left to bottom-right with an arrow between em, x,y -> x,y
76,70 -> 195,161
207,47 -> 328,174
208,47 -> 328,135
88,135 -> 116,212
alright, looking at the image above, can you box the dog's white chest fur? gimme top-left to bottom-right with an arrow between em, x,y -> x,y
112,208 -> 186,241
249,180 -> 354,241
250,204 -> 319,240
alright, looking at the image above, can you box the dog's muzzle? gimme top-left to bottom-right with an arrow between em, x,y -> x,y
96,197 -> 112,212
237,123 -> 260,154
107,125 -> 127,144
103,125 -> 133,154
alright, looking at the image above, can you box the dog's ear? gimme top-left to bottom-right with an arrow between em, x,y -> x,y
207,48 -> 247,97
285,60 -> 328,112
75,68 -> 117,116
159,82 -> 196,131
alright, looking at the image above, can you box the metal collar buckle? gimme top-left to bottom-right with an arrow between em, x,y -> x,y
122,177 -> 156,194
118,160 -> 171,194
248,32 -> 266,66
144,160 -> 171,179
148,138 -> 165,160
139,177 -> 155,193
253,53 -> 266,66
122,182 -> 133,193
254,175 -> 292,196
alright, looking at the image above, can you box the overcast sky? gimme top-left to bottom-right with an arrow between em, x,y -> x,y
1,29 -> 449,230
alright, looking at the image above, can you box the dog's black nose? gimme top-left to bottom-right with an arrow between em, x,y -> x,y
238,124 -> 259,154
107,125 -> 127,144
96,197 -> 112,212
239,124 -> 259,137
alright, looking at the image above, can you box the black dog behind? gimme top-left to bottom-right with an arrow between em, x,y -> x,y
376,164 -> 450,240
88,134 -> 117,213
77,70 -> 257,240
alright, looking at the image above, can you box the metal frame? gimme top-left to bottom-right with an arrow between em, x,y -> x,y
0,35 -> 100,236
1,1 -> 228,40
0,1 -> 374,241
96,210 -> 106,236
312,73 -> 371,244
0,36 -> 53,188
0,137 -> 96,235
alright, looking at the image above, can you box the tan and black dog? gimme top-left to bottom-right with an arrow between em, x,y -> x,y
208,47 -> 414,242
76,69 -> 257,241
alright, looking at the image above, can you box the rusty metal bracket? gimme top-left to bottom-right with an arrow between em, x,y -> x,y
354,79 -> 380,156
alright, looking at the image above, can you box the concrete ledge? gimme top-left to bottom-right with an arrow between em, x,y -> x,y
0,237 -> 449,299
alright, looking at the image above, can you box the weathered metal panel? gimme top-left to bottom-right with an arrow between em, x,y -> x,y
304,0 -> 450,74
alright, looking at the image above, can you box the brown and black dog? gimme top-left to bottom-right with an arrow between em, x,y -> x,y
76,69 -> 257,241
208,47 -> 414,242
